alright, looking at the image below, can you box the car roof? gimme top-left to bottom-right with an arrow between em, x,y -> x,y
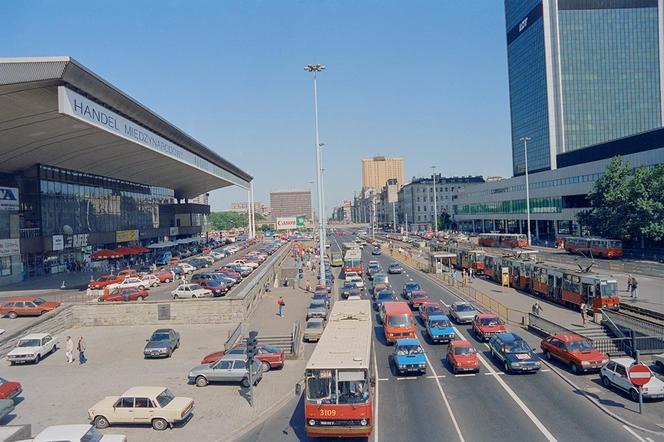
494,332 -> 521,342
220,353 -> 248,361
429,315 -> 450,321
122,386 -> 168,397
20,333 -> 50,339
550,333 -> 585,342
396,338 -> 420,346
35,425 -> 93,438
153,328 -> 175,333
421,301 -> 441,308
610,357 -> 636,366
477,313 -> 498,319
452,301 -> 470,306
449,340 -> 471,347
4,296 -> 42,301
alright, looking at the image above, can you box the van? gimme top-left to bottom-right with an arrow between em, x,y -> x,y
155,251 -> 173,266
380,301 -> 416,344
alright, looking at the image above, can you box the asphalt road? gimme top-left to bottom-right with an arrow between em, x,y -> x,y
238,234 -> 657,442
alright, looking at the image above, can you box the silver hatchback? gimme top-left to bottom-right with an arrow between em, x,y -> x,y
187,355 -> 262,388
448,302 -> 478,324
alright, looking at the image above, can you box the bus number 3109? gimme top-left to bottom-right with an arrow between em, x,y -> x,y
319,409 -> 337,417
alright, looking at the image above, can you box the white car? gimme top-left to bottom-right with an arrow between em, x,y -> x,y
171,284 -> 212,299
141,274 -> 161,288
107,277 -> 147,291
210,251 -> 224,260
26,424 -> 126,442
345,272 -> 364,289
601,357 -> 664,401
653,353 -> 664,371
232,259 -> 258,269
177,263 -> 195,274
7,333 -> 58,364
346,294 -> 362,301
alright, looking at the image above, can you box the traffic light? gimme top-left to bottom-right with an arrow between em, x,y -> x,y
246,330 -> 258,361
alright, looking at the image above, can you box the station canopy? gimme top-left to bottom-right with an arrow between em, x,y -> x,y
0,56 -> 251,198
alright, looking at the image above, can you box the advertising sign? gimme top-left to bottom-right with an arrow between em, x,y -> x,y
116,229 -> 139,243
64,234 -> 89,249
0,239 -> 20,257
387,183 -> 398,204
0,187 -> 19,211
169,227 -> 179,236
276,216 -> 306,230
52,235 -> 64,251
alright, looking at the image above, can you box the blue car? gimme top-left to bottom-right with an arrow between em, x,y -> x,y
391,338 -> 427,375
374,289 -> 396,310
425,315 -> 455,344
489,332 -> 541,374
372,247 -> 382,255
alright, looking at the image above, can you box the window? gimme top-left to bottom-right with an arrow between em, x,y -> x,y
615,365 -> 627,377
118,397 -> 134,408
215,360 -> 232,369
134,398 -> 153,408
0,257 -> 12,277
233,360 -> 247,369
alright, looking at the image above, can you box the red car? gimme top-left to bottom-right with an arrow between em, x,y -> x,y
0,377 -> 22,400
88,275 -> 122,289
198,280 -> 228,297
201,343 -> 285,371
446,341 -> 480,373
99,287 -> 148,302
540,333 -> 608,374
419,302 -> 445,323
0,297 -> 61,319
153,269 -> 175,283
472,314 -> 507,341
117,269 -> 138,279
408,290 -> 431,310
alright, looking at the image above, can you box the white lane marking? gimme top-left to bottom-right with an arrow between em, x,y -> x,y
484,372 -> 505,376
372,339 -> 379,442
622,425 -> 646,442
421,351 -> 465,442
396,376 -> 418,381
541,369 -> 551,372
426,375 -> 447,379
645,437 -> 655,442
455,374 -> 476,377
378,377 -> 389,381
452,327 -> 557,442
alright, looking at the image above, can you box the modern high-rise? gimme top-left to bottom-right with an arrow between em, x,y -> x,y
506,0 -> 664,176
270,190 -> 312,221
361,157 -> 404,191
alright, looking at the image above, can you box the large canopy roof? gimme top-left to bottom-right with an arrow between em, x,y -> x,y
0,56 -> 251,198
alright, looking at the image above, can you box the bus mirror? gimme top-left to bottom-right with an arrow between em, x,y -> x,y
295,383 -> 302,396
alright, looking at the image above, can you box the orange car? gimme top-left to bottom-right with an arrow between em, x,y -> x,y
88,274 -> 123,290
540,334 -> 608,374
0,297 -> 61,319
472,314 -> 507,341
447,340 -> 480,373
117,269 -> 138,279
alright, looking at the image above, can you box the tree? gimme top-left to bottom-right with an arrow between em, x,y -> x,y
208,212 -> 248,230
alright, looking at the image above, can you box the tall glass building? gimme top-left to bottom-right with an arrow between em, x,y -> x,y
505,0 -> 664,176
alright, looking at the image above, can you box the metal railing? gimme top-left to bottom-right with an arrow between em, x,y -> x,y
528,313 -> 575,336
603,309 -> 664,337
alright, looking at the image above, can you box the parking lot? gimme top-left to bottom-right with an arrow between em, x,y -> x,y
1,323 -> 304,441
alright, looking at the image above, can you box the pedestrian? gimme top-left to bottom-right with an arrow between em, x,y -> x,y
65,336 -> 74,364
462,269 -> 468,286
627,274 -> 633,296
580,303 -> 587,326
277,296 -> 285,317
469,267 -> 474,280
305,280 -> 311,292
77,336 -> 87,364
631,276 -> 638,299
532,301 -> 543,317
451,269 -> 458,286
180,273 -> 186,285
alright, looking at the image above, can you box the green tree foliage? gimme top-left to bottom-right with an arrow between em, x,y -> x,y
577,157 -> 664,242
208,212 -> 268,231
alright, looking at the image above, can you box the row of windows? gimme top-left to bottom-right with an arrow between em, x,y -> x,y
415,195 -> 453,202
458,197 -> 562,215
464,172 -> 602,198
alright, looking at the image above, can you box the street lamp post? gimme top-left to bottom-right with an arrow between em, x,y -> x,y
309,181 -> 316,225
305,64 -> 327,284
432,166 -> 438,234
520,136 -> 532,246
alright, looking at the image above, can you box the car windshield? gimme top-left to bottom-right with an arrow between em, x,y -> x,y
18,339 -> 40,347
307,321 -> 323,329
397,344 -> 423,355
456,304 -> 475,312
151,333 -> 171,341
81,427 -> 104,442
504,340 -> 531,354
33,298 -> 46,305
567,339 -> 594,352
309,302 -> 324,309
454,346 -> 477,355
430,319 -> 452,328
388,314 -> 413,327
0,377 -> 6,384
156,389 -> 175,407
206,281 -> 221,287
390,264 -> 399,269
378,292 -> 394,300
406,283 -> 421,291
480,317 -> 503,326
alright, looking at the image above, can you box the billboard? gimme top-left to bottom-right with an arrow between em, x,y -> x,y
276,216 -> 305,230
387,183 -> 398,204
0,187 -> 19,211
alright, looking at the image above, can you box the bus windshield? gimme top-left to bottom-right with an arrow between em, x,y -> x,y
600,282 -> 617,297
306,369 -> 335,401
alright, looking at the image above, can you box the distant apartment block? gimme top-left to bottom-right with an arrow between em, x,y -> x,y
270,190 -> 312,220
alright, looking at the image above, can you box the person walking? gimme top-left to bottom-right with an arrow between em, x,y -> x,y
65,336 -> 74,364
630,276 -> 638,299
532,301 -> 543,317
469,267 -> 474,280
580,303 -> 587,326
77,336 -> 87,364
305,280 -> 311,292
627,274 -> 633,296
451,269 -> 458,286
277,296 -> 285,317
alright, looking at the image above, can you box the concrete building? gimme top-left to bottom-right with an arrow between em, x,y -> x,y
0,57 -> 251,286
361,156 -> 404,191
269,190 -> 312,221
223,201 -> 270,218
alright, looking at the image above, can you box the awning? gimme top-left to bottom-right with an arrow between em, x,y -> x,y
147,241 -> 177,249
91,249 -> 123,260
175,237 -> 202,244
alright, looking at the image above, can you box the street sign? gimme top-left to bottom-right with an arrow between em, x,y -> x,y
629,363 -> 652,387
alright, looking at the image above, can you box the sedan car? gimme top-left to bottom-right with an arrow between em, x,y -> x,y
601,358 -> 664,401
107,277 -> 147,291
0,377 -> 22,400
88,386 -> 193,431
401,282 -> 422,300
88,275 -> 123,290
447,341 -> 480,374
472,314 -> 507,341
198,280 -> 228,297
144,329 -> 180,358
489,333 -> 541,373
171,284 -> 213,299
7,333 -> 58,364
306,299 -> 328,320
374,290 -> 397,311
419,302 -> 445,323
388,263 -> 403,274
188,355 -> 263,388
99,287 -> 148,302
372,247 -> 382,255
304,318 -> 325,342
30,424 -> 127,442
541,334 -> 608,374
408,291 -> 431,310
200,342 -> 286,372
425,315 -> 455,344
0,297 -> 61,319
448,302 -> 479,324
390,338 -> 426,375
152,269 -> 175,283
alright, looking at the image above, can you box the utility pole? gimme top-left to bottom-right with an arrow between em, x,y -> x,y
392,201 -> 396,233
520,137 -> 532,246
305,64 -> 327,284
371,194 -> 376,240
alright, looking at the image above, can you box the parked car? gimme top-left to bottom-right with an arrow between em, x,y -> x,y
117,269 -> 138,279
88,275 -> 123,290
140,274 -> 161,288
0,377 -> 22,400
201,343 -> 284,372
447,340 -> 480,374
425,315 -> 455,344
541,334 -> 608,374
106,277 -> 147,291
232,259 -> 258,269
99,287 -> 149,302
0,399 -> 13,423
388,263 -> 403,274
306,299 -> 328,320
88,386 -> 194,431
198,280 -> 228,297
489,333 -> 541,373
171,284 -> 213,299
7,333 -> 58,364
390,338 -> 426,375
449,302 -> 479,324
654,353 -> 664,371
0,297 -> 60,319
144,329 -> 180,358
198,255 -> 216,265
178,263 -> 195,274
29,424 -> 127,442
601,357 -> 664,401
188,355 -> 263,387
304,318 -> 325,342
153,268 -> 175,283
401,282 -> 422,300
472,314 -> 507,341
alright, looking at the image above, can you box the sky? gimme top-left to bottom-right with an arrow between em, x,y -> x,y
3,0 -> 512,215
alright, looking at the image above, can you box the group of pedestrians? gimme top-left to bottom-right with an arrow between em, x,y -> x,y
64,336 -> 87,364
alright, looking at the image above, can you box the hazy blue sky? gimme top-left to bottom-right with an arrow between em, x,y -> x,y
4,0 -> 512,214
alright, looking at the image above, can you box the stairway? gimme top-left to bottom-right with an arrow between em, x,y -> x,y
569,323 -> 615,340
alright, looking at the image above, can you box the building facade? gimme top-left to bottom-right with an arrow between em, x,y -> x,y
506,0 -> 664,176
270,190 -> 312,220
223,201 -> 270,217
361,156 -> 404,191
